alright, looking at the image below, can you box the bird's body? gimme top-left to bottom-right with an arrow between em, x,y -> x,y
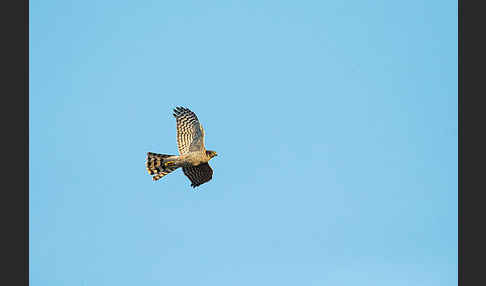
179,151 -> 213,167
146,107 -> 217,188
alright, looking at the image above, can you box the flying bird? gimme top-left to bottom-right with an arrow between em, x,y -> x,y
146,107 -> 218,188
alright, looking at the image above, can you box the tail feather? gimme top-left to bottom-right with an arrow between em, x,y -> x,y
146,152 -> 179,181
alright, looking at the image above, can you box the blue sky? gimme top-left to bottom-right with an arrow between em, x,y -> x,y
30,1 -> 457,285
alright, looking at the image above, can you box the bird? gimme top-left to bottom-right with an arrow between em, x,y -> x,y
146,106 -> 218,188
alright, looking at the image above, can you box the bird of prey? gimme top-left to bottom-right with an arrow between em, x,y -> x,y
146,107 -> 218,188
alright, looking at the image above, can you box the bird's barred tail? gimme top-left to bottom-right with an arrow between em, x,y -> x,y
146,152 -> 179,181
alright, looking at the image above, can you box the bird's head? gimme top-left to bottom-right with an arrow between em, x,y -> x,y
206,150 -> 218,159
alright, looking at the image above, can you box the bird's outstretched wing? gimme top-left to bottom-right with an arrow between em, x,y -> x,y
182,163 -> 213,188
173,107 -> 205,155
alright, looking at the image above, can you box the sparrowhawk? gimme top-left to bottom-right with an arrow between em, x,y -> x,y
146,107 -> 218,188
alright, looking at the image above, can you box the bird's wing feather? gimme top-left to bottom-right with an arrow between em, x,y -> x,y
182,163 -> 213,187
173,107 -> 205,155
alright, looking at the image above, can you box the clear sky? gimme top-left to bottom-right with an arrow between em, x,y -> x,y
30,1 -> 457,285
